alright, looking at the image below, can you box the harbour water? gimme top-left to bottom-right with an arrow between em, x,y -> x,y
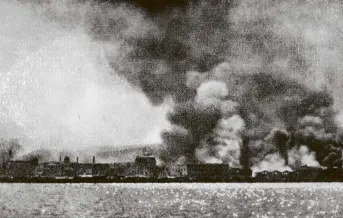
1,183 -> 342,217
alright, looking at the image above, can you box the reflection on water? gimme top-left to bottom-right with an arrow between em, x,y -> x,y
0,183 -> 342,217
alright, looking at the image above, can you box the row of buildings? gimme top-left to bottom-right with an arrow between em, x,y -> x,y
0,152 -> 161,179
254,166 -> 343,182
1,156 -> 114,178
0,152 -> 253,181
5,151 -> 343,182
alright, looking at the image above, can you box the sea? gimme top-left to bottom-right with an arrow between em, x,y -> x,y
0,183 -> 342,218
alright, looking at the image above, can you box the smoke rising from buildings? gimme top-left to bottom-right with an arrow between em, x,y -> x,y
86,0 -> 343,170
2,0 -> 343,171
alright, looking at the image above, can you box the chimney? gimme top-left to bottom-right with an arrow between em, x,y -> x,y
59,156 -> 62,162
93,156 -> 95,164
76,157 -> 79,163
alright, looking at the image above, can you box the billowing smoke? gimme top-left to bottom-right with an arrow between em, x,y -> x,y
0,0 -> 170,158
161,81 -> 245,166
84,0 -> 343,170
2,0 -> 343,171
288,146 -> 320,168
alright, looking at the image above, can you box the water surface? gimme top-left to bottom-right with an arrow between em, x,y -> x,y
1,183 -> 342,217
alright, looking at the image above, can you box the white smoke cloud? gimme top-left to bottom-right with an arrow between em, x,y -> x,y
289,145 -> 320,168
212,115 -> 245,167
251,153 -> 293,176
0,0 -> 170,155
195,80 -> 228,106
195,147 -> 223,164
192,81 -> 246,166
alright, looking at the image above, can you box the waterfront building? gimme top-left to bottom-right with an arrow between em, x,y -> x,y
187,164 -> 229,181
5,159 -> 38,178
134,153 -> 157,177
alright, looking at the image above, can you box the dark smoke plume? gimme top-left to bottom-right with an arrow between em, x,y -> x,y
21,149 -> 53,163
82,0 -> 343,170
161,101 -> 221,162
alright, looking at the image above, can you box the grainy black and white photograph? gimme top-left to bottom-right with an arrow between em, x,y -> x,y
1,0 -> 343,217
